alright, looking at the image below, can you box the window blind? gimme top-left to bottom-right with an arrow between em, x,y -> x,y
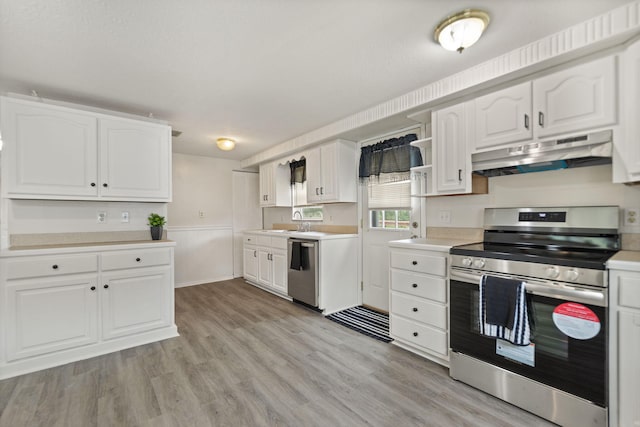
368,172 -> 411,209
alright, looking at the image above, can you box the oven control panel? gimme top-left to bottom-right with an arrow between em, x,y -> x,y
451,255 -> 605,288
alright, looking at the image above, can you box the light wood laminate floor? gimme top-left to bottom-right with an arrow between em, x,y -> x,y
0,279 -> 555,426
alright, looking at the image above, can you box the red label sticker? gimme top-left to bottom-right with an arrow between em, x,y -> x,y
552,302 -> 600,340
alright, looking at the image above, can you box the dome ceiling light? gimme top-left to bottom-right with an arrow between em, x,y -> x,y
216,137 -> 236,151
434,9 -> 490,53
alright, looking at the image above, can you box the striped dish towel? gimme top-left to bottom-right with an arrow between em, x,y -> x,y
479,275 -> 531,346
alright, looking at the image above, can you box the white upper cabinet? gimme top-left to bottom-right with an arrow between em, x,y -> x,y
306,139 -> 356,204
616,39 -> 640,183
533,56 -> 616,138
0,97 -> 172,201
432,103 -> 471,195
1,99 -> 99,198
474,82 -> 533,150
259,161 -> 291,207
99,117 -> 171,200
471,56 -> 617,153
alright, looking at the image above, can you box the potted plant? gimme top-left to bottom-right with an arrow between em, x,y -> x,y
147,213 -> 167,240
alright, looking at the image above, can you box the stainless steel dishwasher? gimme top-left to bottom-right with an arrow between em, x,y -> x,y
287,238 -> 319,307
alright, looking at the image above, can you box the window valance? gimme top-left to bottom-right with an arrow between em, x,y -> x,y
359,133 -> 423,181
290,158 -> 306,184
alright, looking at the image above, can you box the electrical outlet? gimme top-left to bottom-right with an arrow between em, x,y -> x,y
97,211 -> 107,223
198,210 -> 205,218
438,210 -> 451,224
121,211 -> 129,223
625,208 -> 639,226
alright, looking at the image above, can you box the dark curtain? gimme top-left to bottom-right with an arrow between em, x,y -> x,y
359,133 -> 423,180
290,158 -> 306,184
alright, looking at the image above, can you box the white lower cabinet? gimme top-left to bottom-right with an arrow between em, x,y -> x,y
101,267 -> 172,340
243,233 -> 288,296
608,263 -> 640,427
6,275 -> 99,361
389,244 -> 450,367
0,243 -> 177,379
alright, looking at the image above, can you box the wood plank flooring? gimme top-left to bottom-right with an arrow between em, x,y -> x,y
0,279 -> 555,426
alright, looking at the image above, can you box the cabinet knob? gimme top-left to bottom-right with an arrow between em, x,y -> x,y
538,111 -> 544,127
90,182 -> 96,187
316,187 -> 319,195
90,286 -> 96,291
104,284 -> 109,289
320,187 -> 324,195
136,257 -> 141,262
412,261 -> 418,265
524,114 -> 530,130
412,307 -> 418,312
458,169 -> 462,182
103,183 -> 108,188
412,283 -> 418,288
413,332 -> 419,337
52,264 -> 59,270
254,250 -> 257,257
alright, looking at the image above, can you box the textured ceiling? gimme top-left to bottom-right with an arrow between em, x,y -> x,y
0,0 -> 630,161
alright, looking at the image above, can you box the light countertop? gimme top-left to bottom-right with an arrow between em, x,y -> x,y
607,250 -> 640,272
245,230 -> 358,240
1,240 -> 176,257
388,237 -> 480,252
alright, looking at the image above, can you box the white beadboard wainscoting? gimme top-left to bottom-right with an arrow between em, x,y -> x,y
167,226 -> 234,288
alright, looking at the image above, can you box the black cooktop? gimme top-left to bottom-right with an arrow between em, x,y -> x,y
450,242 -> 617,270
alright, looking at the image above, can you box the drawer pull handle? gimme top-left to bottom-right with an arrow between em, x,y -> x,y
103,183 -> 108,188
104,284 -> 109,289
412,307 -> 418,312
52,264 -> 59,270
413,332 -> 419,337
90,182 -> 96,187
136,257 -> 141,262
90,286 -> 96,291
412,261 -> 418,265
412,283 -> 418,288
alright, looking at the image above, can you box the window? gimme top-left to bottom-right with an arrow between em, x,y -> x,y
292,206 -> 324,221
370,209 -> 410,229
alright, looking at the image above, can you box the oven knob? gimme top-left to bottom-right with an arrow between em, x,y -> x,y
564,269 -> 579,281
462,258 -> 472,267
473,258 -> 485,269
546,266 -> 560,279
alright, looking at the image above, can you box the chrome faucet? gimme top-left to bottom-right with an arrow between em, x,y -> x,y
293,210 -> 303,231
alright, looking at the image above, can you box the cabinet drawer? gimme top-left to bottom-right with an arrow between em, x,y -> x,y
271,237 -> 288,250
618,274 -> 640,309
391,269 -> 446,303
5,254 -> 98,279
257,235 -> 272,247
244,235 -> 258,245
390,314 -> 448,356
391,291 -> 447,329
101,248 -> 171,271
390,250 -> 446,276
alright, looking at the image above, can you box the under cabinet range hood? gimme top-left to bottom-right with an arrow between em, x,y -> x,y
472,130 -> 612,177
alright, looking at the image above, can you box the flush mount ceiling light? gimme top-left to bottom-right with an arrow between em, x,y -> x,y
216,137 -> 236,151
434,9 -> 490,53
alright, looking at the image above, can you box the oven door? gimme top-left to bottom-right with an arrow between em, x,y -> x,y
450,270 -> 607,407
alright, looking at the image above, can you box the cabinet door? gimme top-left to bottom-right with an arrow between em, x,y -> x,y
257,248 -> 272,287
618,310 -> 640,427
99,117 -> 171,201
318,143 -> 338,201
101,266 -> 172,340
533,56 -> 616,138
305,147 -> 323,204
474,82 -> 533,151
1,99 -> 98,198
433,104 -> 468,194
271,250 -> 288,294
259,163 -> 274,206
622,40 -> 640,179
243,246 -> 258,282
5,275 -> 98,361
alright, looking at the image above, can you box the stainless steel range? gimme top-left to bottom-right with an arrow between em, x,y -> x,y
449,206 -> 620,427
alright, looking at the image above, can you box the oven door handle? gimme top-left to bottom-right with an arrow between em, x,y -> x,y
450,270 -> 607,307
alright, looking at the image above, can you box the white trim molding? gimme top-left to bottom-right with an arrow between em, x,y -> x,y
241,1 -> 640,168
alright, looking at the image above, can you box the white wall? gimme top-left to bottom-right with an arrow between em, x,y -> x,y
426,165 -> 640,233
167,153 -> 243,287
